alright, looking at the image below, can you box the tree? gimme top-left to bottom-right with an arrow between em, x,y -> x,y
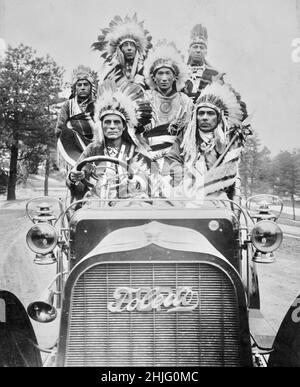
0,44 -> 64,200
239,131 -> 272,198
272,150 -> 300,220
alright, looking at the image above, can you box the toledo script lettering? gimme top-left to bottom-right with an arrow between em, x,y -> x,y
107,286 -> 199,313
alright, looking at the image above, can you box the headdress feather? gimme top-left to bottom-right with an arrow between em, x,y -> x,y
94,80 -> 153,156
143,40 -> 190,91
92,14 -> 152,62
182,81 -> 244,165
190,24 -> 208,47
70,65 -> 97,99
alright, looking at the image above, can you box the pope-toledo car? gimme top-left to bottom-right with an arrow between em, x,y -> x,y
23,156 -> 287,367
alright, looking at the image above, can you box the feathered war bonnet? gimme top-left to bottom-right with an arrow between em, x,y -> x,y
182,81 -> 244,165
189,24 -> 208,47
91,14 -> 152,63
187,24 -> 208,65
93,80 -> 153,154
143,40 -> 190,91
70,65 -> 97,99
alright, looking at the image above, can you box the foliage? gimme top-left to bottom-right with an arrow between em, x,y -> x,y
239,131 -> 272,197
239,130 -> 300,219
272,150 -> 300,219
272,150 -> 300,196
0,44 -> 64,199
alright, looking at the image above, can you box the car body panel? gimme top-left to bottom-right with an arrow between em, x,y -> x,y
0,290 -> 42,367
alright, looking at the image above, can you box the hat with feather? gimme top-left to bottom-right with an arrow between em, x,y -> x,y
143,40 -> 190,91
70,65 -> 97,99
189,24 -> 208,47
93,80 -> 153,156
91,14 -> 152,62
182,81 -> 244,165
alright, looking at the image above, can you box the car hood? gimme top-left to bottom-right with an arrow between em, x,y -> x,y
83,220 -> 227,261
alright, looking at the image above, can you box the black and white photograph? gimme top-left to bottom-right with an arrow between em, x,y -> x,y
0,0 -> 300,370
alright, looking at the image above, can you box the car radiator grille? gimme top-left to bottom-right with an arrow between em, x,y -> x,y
65,262 -> 241,367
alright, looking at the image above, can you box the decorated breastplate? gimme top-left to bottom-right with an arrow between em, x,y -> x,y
153,92 -> 183,125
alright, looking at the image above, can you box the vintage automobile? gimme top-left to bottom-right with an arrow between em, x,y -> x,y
0,290 -> 42,367
21,155 -> 290,367
268,292 -> 300,367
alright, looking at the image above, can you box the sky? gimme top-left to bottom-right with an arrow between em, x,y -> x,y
0,0 -> 300,154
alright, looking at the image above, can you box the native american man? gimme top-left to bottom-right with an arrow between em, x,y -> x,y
184,24 -> 224,103
67,80 -> 157,201
141,40 -> 193,171
163,81 -> 250,201
55,65 -> 97,142
92,14 -> 152,88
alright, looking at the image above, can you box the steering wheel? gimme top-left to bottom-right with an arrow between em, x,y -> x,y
75,155 -> 132,191
75,155 -> 149,202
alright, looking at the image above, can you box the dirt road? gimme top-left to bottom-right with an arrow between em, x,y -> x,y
257,237 -> 300,332
0,205 -> 59,348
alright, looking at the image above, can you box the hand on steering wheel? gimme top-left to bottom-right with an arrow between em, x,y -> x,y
75,155 -> 132,192
69,169 -> 85,183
